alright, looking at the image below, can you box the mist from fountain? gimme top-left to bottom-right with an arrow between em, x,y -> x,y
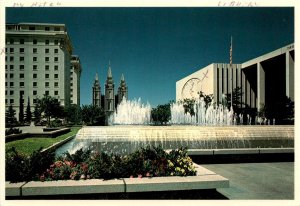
108,98 -> 151,125
170,97 -> 236,125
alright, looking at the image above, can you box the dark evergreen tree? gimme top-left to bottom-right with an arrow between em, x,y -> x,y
5,104 -> 17,128
19,94 -> 24,124
25,96 -> 32,123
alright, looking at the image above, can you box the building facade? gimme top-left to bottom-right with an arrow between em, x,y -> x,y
176,43 -> 294,111
70,55 -> 82,106
92,63 -> 128,114
5,23 -> 81,120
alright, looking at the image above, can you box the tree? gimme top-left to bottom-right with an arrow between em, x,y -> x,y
33,101 -> 42,125
178,98 -> 196,116
6,104 -> 17,128
224,87 -> 245,111
81,105 -> 105,125
258,96 -> 294,125
38,95 -> 64,126
25,97 -> 32,123
199,91 -> 213,109
19,94 -> 24,124
33,95 -> 64,126
151,103 -> 171,125
64,104 -> 82,125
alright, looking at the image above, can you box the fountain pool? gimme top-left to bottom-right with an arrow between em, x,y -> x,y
55,98 -> 293,156
55,125 -> 294,156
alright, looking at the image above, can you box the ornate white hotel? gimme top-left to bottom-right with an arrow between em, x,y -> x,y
5,23 -> 82,120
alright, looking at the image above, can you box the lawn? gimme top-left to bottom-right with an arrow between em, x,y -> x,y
5,127 -> 81,156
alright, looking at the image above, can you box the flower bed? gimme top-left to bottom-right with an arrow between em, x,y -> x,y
6,146 -> 196,183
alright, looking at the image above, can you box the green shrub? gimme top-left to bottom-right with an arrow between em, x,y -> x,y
5,128 -> 22,136
6,145 -> 196,182
49,119 -> 62,128
5,147 -> 55,183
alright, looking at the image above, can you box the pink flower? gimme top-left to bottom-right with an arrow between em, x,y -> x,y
138,174 -> 142,178
130,175 -> 134,179
146,172 -> 151,177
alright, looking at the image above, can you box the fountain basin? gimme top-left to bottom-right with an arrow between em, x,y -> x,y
61,125 -> 294,155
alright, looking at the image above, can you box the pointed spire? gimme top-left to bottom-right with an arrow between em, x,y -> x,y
95,72 -> 99,81
107,61 -> 112,78
121,73 -> 125,82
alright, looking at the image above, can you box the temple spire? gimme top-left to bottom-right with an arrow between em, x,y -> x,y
121,73 -> 125,82
95,72 -> 99,81
107,61 -> 112,78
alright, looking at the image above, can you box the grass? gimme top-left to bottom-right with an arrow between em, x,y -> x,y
5,127 -> 81,156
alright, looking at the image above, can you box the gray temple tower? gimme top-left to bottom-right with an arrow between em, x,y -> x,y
105,63 -> 115,114
117,74 -> 128,103
92,72 -> 101,107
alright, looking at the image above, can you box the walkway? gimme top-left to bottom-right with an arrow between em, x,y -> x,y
202,162 -> 294,199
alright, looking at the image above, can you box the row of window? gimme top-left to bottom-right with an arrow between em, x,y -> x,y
6,56 -> 59,62
6,92 -> 60,104
7,25 -> 62,32
6,90 -> 59,95
6,48 -> 59,54
5,64 -> 60,71
6,73 -> 59,79
7,38 -> 60,45
5,82 -> 59,88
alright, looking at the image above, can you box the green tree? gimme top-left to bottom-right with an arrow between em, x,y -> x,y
225,87 -> 244,111
6,104 -> 17,128
151,103 -> 171,125
25,97 -> 32,123
39,95 -> 64,126
33,102 -> 42,125
81,105 -> 105,125
64,104 -> 82,125
199,91 -> 213,109
258,96 -> 294,125
178,98 -> 196,116
34,95 -> 64,126
19,94 -> 24,124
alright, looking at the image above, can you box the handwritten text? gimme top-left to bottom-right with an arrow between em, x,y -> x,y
218,1 -> 257,7
12,1 -> 62,7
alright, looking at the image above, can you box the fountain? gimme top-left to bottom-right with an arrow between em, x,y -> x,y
55,98 -> 294,156
108,98 -> 151,125
170,97 -> 235,125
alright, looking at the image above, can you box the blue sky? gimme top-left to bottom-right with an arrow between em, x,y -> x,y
6,7 -> 294,107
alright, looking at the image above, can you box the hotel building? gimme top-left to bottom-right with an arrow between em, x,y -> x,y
5,23 -> 81,120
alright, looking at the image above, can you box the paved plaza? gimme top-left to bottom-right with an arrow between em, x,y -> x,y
202,162 -> 294,199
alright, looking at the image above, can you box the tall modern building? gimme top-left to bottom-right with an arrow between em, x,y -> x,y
176,43 -> 294,112
92,63 -> 128,114
5,23 -> 81,120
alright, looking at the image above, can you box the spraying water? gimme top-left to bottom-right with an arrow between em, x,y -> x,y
170,97 -> 236,125
108,98 -> 151,125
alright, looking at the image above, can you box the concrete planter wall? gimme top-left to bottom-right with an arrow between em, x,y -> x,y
5,128 -> 71,143
6,164 -> 229,198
